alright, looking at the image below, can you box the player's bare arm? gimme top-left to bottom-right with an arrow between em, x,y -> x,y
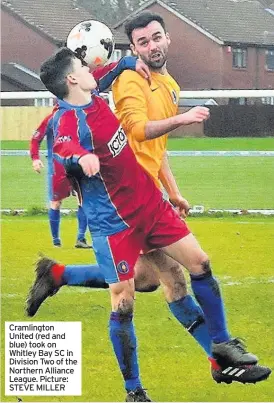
159,151 -> 190,218
145,106 -> 210,140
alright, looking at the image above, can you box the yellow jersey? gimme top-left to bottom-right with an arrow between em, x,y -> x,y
112,70 -> 180,188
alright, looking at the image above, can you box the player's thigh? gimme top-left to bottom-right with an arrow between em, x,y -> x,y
52,175 -> 71,202
161,233 -> 208,275
134,254 -> 160,291
92,227 -> 142,285
145,200 -> 191,253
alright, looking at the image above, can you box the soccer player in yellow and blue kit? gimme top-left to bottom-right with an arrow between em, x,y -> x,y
26,13 -> 271,389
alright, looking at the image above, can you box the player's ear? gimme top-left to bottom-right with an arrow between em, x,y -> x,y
166,32 -> 171,46
130,43 -> 138,56
66,73 -> 78,84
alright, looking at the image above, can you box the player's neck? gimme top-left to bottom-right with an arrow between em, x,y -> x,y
64,89 -> 92,106
150,64 -> 167,75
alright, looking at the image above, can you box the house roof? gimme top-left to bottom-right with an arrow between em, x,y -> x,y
1,0 -> 129,45
1,63 -> 46,90
115,0 -> 274,46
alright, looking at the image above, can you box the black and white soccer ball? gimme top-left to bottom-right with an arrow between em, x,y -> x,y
67,20 -> 115,67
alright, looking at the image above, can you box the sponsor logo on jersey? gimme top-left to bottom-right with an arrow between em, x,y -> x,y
107,127 -> 127,157
56,135 -> 72,144
117,260 -> 129,274
171,90 -> 178,104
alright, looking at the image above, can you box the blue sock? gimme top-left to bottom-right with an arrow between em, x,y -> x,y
77,206 -> 87,241
109,312 -> 142,392
191,272 -> 230,343
168,294 -> 212,357
63,264 -> 108,288
49,208 -> 60,242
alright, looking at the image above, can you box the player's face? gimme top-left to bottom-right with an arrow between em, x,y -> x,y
130,21 -> 170,70
67,58 -> 97,91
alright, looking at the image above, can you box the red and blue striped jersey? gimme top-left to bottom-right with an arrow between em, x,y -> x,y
29,57 -> 137,163
53,95 -> 163,236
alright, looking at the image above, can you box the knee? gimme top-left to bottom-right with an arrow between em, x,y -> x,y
188,253 -> 211,275
134,265 -> 160,293
135,282 -> 160,293
117,297 -> 134,318
201,259 -> 212,274
50,200 -> 61,209
110,280 -> 135,318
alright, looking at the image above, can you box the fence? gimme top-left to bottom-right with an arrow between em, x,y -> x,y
1,89 -> 274,139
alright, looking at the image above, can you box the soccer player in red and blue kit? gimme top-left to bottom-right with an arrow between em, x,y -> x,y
30,55 -> 149,248
30,111 -> 91,247
27,47 -> 270,401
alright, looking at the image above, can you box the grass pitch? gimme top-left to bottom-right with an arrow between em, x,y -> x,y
1,138 -> 274,401
1,137 -> 274,151
1,216 -> 274,402
1,155 -> 274,210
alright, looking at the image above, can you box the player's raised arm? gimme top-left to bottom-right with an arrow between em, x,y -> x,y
93,57 -> 150,92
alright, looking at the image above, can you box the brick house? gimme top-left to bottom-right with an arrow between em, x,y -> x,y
1,0 -> 129,96
114,0 -> 274,92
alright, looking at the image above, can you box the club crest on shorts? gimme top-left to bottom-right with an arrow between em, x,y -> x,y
117,260 -> 129,274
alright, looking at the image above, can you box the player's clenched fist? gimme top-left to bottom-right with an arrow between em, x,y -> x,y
78,153 -> 100,177
178,106 -> 210,125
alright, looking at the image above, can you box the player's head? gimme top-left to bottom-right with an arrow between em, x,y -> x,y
125,11 -> 170,71
40,47 -> 97,99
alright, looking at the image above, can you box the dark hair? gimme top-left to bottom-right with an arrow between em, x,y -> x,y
125,11 -> 166,43
40,47 -> 77,99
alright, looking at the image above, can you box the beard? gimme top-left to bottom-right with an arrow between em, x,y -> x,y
140,50 -> 167,70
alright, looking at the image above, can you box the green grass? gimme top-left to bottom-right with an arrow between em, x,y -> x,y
1,156 -> 274,210
1,137 -> 274,151
1,216 -> 274,402
1,140 -> 46,150
168,137 -> 274,151
170,156 -> 274,209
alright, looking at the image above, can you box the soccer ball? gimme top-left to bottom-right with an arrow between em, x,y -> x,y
66,20 -> 115,67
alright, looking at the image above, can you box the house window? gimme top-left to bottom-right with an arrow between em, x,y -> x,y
262,97 -> 274,105
228,97 -> 248,105
266,50 -> 274,71
232,48 -> 247,68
